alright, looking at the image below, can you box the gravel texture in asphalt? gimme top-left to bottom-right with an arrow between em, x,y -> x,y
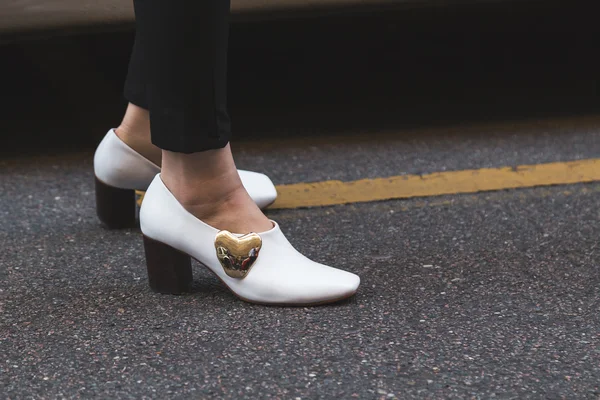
1,129 -> 599,398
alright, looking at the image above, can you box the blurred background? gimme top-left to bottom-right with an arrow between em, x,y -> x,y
1,0 -> 598,155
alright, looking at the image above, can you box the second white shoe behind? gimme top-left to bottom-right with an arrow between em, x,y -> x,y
94,129 -> 277,208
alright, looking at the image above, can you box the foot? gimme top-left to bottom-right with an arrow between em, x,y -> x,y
161,146 -> 273,233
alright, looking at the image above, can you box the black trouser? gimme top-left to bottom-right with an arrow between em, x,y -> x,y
124,0 -> 231,153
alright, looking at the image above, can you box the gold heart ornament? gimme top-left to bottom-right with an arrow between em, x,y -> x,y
215,231 -> 262,278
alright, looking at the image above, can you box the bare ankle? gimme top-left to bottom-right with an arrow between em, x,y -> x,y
160,148 -> 272,233
115,103 -> 161,166
116,104 -> 150,138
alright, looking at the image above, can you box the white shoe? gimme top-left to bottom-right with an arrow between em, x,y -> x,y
94,129 -> 278,228
140,174 -> 360,305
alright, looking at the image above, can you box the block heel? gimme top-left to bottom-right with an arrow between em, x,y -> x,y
143,235 -> 193,294
95,177 -> 137,229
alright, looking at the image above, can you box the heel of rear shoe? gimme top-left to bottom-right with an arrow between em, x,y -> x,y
143,235 -> 193,294
95,177 -> 137,229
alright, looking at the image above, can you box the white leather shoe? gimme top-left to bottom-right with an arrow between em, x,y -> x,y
140,174 -> 360,305
94,129 -> 278,228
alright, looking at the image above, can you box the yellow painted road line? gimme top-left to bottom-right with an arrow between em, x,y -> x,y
269,158 -> 600,209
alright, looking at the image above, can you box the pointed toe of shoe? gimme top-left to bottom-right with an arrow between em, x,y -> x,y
238,170 -> 277,209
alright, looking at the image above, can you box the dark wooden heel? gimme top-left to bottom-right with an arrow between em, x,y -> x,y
143,235 -> 193,294
95,177 -> 137,229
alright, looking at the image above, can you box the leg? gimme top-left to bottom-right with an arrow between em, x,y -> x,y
118,0 -> 231,166
138,0 -> 231,153
131,0 -> 270,233
93,0 -> 277,230
119,16 -> 161,166
135,0 -> 360,304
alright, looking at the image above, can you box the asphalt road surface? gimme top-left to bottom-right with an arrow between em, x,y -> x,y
1,3 -> 599,399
